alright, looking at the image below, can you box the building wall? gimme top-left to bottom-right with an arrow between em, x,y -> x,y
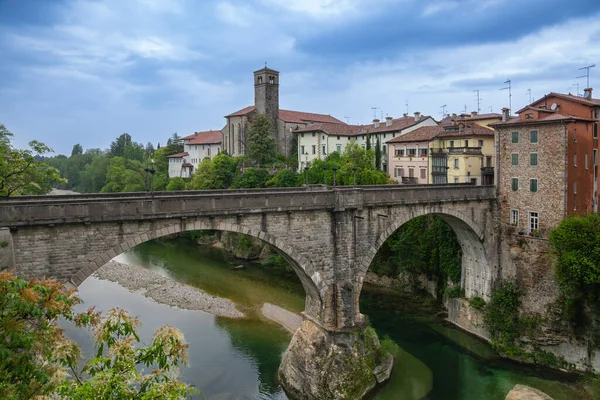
387,142 -> 429,184
224,115 -> 249,156
566,120 -> 599,215
427,136 -> 494,185
168,158 -> 192,179
497,123 -> 567,234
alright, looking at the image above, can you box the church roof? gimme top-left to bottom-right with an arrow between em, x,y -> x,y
182,130 -> 222,145
295,123 -> 363,136
296,116 -> 432,137
225,105 -> 344,124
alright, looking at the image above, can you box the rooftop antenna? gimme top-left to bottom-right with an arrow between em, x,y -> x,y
344,116 -> 352,124
489,106 -> 493,113
463,104 -> 467,114
440,104 -> 447,118
473,90 -> 481,113
265,61 -> 267,68
500,79 -> 512,112
380,110 -> 384,120
405,100 -> 409,114
571,83 -> 580,96
526,88 -> 532,104
576,64 -> 595,88
371,107 -> 380,119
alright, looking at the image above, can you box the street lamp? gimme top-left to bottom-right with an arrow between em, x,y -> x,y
323,164 -> 328,185
332,166 -> 338,187
304,165 -> 309,185
149,158 -> 156,194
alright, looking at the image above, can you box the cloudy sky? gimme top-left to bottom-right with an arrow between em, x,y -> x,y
1,0 -> 599,154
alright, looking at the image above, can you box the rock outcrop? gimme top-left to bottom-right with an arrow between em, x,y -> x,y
278,319 -> 392,400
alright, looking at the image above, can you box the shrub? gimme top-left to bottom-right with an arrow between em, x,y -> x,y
484,280 -> 522,350
470,296 -> 486,310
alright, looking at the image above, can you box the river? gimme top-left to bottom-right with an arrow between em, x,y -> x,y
63,238 -> 591,399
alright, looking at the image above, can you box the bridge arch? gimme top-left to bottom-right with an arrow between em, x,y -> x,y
69,219 -> 324,321
355,207 -> 493,309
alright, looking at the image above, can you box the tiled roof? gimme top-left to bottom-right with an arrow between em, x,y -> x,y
363,116 -> 430,134
516,92 -> 600,114
386,126 -> 444,144
167,152 -> 189,158
183,130 -> 222,145
437,123 -> 494,137
490,113 -> 593,127
295,123 -> 363,136
225,105 -> 344,124
440,113 -> 502,125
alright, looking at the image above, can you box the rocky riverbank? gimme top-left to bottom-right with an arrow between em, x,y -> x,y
94,261 -> 244,319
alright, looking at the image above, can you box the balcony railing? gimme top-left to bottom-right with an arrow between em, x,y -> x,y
431,166 -> 448,175
448,146 -> 483,155
481,167 -> 494,175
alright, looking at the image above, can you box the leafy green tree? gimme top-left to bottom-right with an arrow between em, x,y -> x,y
366,133 -> 371,151
109,133 -> 133,157
78,154 -> 109,193
0,270 -> 198,399
549,213 -> 600,333
122,141 -> 146,163
71,144 -> 83,157
187,158 -> 216,190
375,137 -> 382,170
211,152 -> 238,189
166,133 -> 183,154
247,114 -> 277,165
0,124 -> 65,196
265,169 -> 299,187
231,168 -> 271,189
101,157 -> 145,193
166,177 -> 186,191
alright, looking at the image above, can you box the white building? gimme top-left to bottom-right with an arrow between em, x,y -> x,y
295,112 -> 437,173
167,130 -> 223,178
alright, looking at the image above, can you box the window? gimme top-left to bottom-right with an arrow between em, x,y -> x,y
511,178 -> 519,191
450,140 -> 454,148
301,145 -> 305,154
595,122 -> 598,139
396,149 -> 405,156
465,140 -> 469,147
595,149 -> 598,166
322,135 -> 325,140
574,129 -> 577,143
478,140 -> 484,147
312,132 -> 316,137
408,148 -> 416,156
454,159 -> 459,168
530,178 -> 538,192
454,177 -> 459,183
529,212 -> 539,233
336,144 -> 341,153
312,145 -> 316,154
511,209 -> 519,225
419,148 -> 428,156
574,180 -> 577,194
512,132 -> 519,143
574,153 -> 577,167
397,168 -> 404,177
530,130 -> 538,143
383,145 -> 387,154
586,153 -> 589,169
348,136 -> 351,140
486,156 -> 492,167
420,169 -> 426,179
530,153 -> 538,166
207,148 -> 211,156
525,113 -> 533,119
322,145 -> 326,154
409,168 -> 415,178
337,136 -> 340,140
511,153 -> 519,166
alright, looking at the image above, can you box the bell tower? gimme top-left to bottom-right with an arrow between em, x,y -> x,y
254,67 -> 279,129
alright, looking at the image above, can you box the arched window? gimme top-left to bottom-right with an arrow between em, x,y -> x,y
269,76 -> 275,84
258,76 -> 263,84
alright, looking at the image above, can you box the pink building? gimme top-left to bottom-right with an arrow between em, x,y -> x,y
386,126 -> 442,184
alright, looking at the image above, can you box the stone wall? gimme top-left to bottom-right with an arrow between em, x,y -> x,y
0,228 -> 15,270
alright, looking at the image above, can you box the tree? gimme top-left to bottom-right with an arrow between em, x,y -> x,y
101,157 -> 145,193
265,169 -> 299,187
71,144 -> 83,157
187,158 -> 216,190
109,133 -> 133,157
230,168 -> 270,189
210,152 -> 238,189
166,133 -> 183,154
366,133 -> 371,151
166,177 -> 186,191
375,137 -> 382,170
78,154 -> 109,193
247,114 -> 277,165
0,124 -> 65,196
0,270 -> 198,399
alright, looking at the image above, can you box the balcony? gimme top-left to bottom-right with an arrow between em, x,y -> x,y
448,146 -> 483,155
431,166 -> 448,175
401,177 -> 419,184
481,167 -> 494,175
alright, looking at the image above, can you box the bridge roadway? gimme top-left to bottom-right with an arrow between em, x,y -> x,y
0,184 -> 498,399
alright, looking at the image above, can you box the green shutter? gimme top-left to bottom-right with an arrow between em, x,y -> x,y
530,153 -> 538,166
512,153 -> 519,165
512,178 -> 518,191
530,130 -> 538,143
512,132 -> 519,143
530,179 -> 538,192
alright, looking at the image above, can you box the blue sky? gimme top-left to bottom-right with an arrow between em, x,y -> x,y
1,0 -> 599,154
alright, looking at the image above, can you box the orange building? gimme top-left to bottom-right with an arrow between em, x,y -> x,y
492,89 -> 600,234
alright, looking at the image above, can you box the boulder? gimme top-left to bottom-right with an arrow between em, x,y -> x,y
505,384 -> 554,400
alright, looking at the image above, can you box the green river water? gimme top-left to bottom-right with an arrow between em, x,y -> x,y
64,238 -> 592,399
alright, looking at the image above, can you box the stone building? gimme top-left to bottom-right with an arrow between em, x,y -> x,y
167,130 -> 222,178
296,113 -> 437,172
222,67 -> 344,157
491,88 -> 600,234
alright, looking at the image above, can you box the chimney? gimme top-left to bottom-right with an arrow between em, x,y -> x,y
501,107 -> 510,122
459,121 -> 465,134
194,132 -> 199,136
385,116 -> 393,127
373,119 -> 380,128
414,111 -> 421,122
471,111 -> 478,117
451,113 -> 456,123
584,88 -> 593,100
403,113 -> 408,118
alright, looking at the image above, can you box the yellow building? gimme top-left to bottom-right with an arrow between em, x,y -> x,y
428,122 -> 495,185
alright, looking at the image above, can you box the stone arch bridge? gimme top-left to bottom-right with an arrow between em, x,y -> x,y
0,184 -> 498,399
